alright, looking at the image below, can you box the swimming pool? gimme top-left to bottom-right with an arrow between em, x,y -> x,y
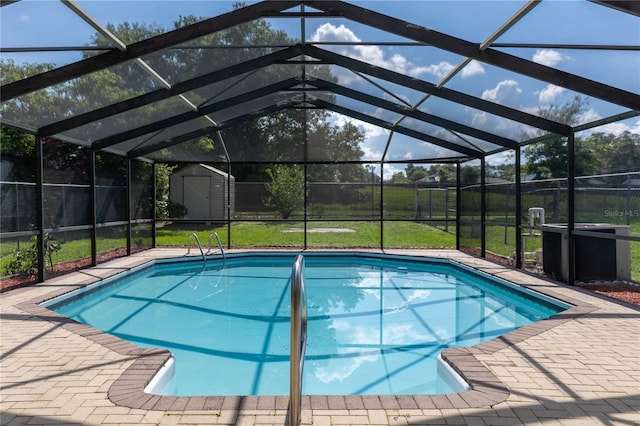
46,252 -> 569,397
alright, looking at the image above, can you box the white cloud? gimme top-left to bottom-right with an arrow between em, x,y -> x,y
576,108 -> 602,126
485,151 -> 514,166
579,115 -> 640,137
593,119 -> 640,136
536,84 -> 564,103
389,54 -> 409,73
311,23 -> 387,68
461,60 -> 485,78
361,145 -> 383,161
471,111 -> 488,128
382,163 -> 404,180
385,289 -> 431,314
481,80 -> 522,104
532,49 -> 568,67
471,80 -> 535,140
311,22 -> 358,43
411,61 -> 455,79
20,14 -> 32,23
328,111 -> 388,139
310,23 -> 480,83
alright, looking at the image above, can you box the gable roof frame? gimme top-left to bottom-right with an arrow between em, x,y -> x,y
1,0 -> 637,165
36,40 -> 549,159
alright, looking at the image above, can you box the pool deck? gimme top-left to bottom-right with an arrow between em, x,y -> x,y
1,248 -> 638,425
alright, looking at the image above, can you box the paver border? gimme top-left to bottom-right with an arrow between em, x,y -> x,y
15,252 -> 598,412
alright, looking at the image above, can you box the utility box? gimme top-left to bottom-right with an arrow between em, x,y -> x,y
169,164 -> 235,221
542,224 -> 631,282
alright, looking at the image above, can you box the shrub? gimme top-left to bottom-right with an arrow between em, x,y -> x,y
4,234 -> 61,276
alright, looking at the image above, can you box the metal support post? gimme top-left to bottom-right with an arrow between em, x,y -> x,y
90,150 -> 97,265
480,158 -> 486,257
515,146 -> 522,269
456,163 -> 461,250
567,133 -> 576,284
35,134 -> 45,283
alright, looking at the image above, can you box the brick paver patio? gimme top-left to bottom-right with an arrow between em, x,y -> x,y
1,249 -> 638,425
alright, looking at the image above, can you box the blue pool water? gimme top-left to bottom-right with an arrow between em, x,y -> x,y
48,253 -> 568,396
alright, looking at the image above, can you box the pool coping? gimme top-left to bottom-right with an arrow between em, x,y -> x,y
15,250 -> 598,412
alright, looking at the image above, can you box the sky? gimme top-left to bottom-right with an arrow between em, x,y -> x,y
1,0 -> 639,175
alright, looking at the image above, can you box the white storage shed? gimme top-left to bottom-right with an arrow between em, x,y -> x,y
169,164 -> 235,221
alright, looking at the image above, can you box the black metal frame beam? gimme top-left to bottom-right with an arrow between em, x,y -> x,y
590,0 -> 640,16
212,98 -> 307,131
306,1 -> 640,111
92,77 -> 303,150
304,45 -> 572,136
39,45 -> 304,137
37,42 -> 529,160
96,73 -> 517,157
307,76 -> 518,150
1,1 -> 302,101
129,99 -> 304,158
309,98 -> 481,158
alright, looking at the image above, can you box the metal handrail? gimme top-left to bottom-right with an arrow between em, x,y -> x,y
186,233 -> 206,265
206,232 -> 226,259
289,254 -> 307,426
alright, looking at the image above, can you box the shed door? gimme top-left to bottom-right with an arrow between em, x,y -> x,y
184,176 -> 210,218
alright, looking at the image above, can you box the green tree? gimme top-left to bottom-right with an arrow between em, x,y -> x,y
405,164 -> 428,182
486,163 -> 515,182
604,131 -> 640,174
461,165 -> 480,185
389,172 -> 408,183
0,125 -> 36,181
524,96 -> 600,179
428,164 -> 456,183
584,131 -> 640,176
155,163 -> 178,219
307,121 -> 366,182
264,164 -> 306,219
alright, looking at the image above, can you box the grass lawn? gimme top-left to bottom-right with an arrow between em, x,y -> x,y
2,221 -> 637,283
155,221 -> 456,249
